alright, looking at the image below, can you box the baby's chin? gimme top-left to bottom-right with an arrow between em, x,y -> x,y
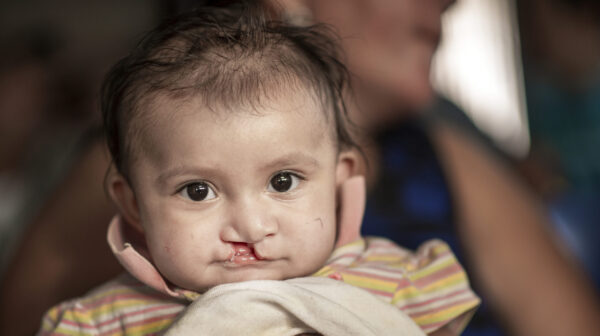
175,263 -> 322,293
172,268 -> 285,293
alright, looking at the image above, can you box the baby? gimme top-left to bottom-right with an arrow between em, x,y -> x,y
40,4 -> 479,335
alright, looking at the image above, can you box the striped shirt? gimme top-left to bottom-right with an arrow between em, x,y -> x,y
39,237 -> 479,335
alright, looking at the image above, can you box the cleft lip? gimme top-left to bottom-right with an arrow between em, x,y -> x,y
225,242 -> 267,264
232,242 -> 252,256
252,246 -> 266,261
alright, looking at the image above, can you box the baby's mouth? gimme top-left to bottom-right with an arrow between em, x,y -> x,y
228,243 -> 263,265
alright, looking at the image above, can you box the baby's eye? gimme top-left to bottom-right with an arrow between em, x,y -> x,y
267,172 -> 300,193
179,182 -> 216,202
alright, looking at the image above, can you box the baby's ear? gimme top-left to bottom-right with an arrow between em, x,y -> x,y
106,166 -> 144,233
335,150 -> 359,187
335,150 -> 365,248
335,175 -> 366,248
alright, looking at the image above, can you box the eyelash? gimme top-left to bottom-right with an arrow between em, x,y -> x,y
175,171 -> 306,201
267,171 -> 305,193
177,181 -> 217,202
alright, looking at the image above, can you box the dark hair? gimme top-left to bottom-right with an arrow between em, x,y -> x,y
101,2 -> 358,175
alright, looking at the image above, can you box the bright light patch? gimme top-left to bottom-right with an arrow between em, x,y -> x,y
431,0 -> 530,157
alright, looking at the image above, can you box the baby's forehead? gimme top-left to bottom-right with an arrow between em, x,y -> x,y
129,83 -> 337,161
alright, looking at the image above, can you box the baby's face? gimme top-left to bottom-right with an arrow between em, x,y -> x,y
125,92 -> 345,292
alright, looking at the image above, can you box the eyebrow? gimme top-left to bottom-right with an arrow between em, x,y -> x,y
156,151 -> 321,186
259,151 -> 321,172
156,165 -> 223,187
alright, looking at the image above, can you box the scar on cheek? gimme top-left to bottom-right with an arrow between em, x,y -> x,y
313,217 -> 323,229
164,245 -> 171,254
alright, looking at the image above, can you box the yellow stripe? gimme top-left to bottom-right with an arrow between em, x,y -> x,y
408,256 -> 456,281
312,265 -> 335,277
125,317 -> 177,335
53,326 -> 93,335
60,309 -> 95,327
327,239 -> 365,260
391,272 -> 467,303
87,299 -> 166,320
391,285 -> 422,303
54,307 -> 177,336
361,255 -> 406,263
412,299 -> 479,326
429,243 -> 450,255
45,306 -> 61,323
55,298 -> 166,325
421,272 -> 466,293
341,273 -> 397,293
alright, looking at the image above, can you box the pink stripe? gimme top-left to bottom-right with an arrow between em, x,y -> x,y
97,312 -> 180,335
61,318 -> 97,329
398,288 -> 470,310
328,252 -> 360,262
363,287 -> 395,298
407,296 -> 478,318
97,304 -> 183,328
340,268 -> 411,286
409,250 -> 452,262
413,263 -> 462,287
75,293 -> 173,311
359,250 -> 451,264
420,319 -> 447,332
61,303 -> 181,330
366,240 -> 401,249
365,264 -> 411,275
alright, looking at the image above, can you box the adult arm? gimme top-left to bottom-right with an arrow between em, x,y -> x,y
431,123 -> 600,336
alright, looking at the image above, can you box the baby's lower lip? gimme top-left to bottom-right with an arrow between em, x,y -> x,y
226,254 -> 261,266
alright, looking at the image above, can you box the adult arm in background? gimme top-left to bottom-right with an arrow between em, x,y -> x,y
431,121 -> 600,336
0,138 -> 121,336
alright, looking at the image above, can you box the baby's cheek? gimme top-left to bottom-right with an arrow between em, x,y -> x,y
147,229 -> 188,263
303,217 -> 336,251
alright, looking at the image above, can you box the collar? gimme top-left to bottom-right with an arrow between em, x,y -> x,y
107,176 -> 366,301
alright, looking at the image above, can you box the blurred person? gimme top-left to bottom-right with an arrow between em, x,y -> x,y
279,0 -> 600,335
518,0 -> 600,289
0,29 -> 97,274
0,2 -> 160,335
0,29 -> 119,336
2,0 -> 600,335
0,31 -> 56,266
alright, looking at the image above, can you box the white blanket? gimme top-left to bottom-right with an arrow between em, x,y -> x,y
164,277 -> 426,336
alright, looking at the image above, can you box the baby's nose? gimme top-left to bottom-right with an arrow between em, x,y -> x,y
223,200 -> 278,243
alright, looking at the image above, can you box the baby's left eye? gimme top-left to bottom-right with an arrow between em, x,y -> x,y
179,182 -> 217,202
267,172 -> 300,193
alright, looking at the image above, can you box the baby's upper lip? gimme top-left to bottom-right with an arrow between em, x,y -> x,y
229,242 -> 267,261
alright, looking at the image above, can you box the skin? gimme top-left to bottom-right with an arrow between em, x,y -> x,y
108,89 -> 354,292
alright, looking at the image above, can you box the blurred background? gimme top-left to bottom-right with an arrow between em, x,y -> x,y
0,0 -> 161,271
434,0 -> 600,289
0,0 -> 598,335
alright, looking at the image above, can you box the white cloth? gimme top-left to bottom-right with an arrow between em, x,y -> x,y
165,277 -> 426,336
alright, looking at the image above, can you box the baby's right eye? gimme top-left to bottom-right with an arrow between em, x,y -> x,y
179,182 -> 216,202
